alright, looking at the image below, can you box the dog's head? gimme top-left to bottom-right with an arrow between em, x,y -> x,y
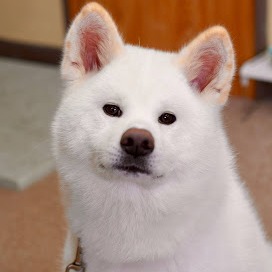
54,3 -> 235,185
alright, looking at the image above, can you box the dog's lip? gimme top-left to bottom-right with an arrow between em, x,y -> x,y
114,164 -> 151,175
99,163 -> 163,179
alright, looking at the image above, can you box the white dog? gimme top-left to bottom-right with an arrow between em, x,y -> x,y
52,3 -> 272,272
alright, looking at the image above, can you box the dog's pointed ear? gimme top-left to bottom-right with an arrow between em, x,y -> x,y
177,26 -> 235,105
61,3 -> 124,83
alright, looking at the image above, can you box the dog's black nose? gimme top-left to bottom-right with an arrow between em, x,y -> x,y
120,128 -> 154,157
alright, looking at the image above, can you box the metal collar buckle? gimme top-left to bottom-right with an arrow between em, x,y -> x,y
65,239 -> 85,272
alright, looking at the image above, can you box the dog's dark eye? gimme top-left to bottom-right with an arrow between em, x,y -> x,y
103,104 -> 122,117
158,112 -> 176,125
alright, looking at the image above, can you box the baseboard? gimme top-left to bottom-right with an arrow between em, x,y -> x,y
0,39 -> 62,64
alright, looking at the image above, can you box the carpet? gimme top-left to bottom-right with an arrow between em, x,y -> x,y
0,57 -> 61,189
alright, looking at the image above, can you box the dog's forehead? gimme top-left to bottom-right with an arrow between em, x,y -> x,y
89,45 -> 189,102
119,45 -> 178,85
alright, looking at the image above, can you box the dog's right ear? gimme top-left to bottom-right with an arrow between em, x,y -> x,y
61,3 -> 124,83
177,26 -> 235,105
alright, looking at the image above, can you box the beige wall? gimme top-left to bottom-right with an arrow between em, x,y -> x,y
268,0 -> 272,47
0,0 -> 65,48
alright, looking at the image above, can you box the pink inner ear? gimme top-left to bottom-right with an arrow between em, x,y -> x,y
190,49 -> 222,92
80,25 -> 105,72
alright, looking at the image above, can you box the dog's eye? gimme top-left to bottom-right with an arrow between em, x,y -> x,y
158,112 -> 176,125
103,104 -> 122,117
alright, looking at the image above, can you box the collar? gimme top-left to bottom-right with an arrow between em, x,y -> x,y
65,238 -> 85,272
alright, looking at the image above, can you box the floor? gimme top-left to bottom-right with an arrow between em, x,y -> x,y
0,97 -> 272,272
0,172 -> 66,272
0,57 -> 61,189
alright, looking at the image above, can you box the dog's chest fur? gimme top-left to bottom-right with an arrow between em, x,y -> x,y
62,162 -> 271,272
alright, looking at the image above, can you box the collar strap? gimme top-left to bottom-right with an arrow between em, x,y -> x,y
65,239 -> 85,272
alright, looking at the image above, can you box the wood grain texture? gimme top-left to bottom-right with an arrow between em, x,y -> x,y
66,0 -> 256,99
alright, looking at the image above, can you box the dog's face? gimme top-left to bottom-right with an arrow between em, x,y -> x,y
54,3 -> 235,185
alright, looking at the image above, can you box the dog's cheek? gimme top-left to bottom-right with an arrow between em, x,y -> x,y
89,124 -> 122,165
159,122 -> 206,173
55,111 -> 93,162
152,129 -> 180,174
62,126 -> 91,160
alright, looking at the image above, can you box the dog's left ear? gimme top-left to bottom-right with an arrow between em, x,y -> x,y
61,3 -> 124,83
177,26 -> 235,105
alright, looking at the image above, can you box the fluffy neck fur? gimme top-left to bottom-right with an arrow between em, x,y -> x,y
59,126 -> 232,264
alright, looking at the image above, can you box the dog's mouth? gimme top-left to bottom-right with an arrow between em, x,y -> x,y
99,155 -> 153,177
114,164 -> 151,175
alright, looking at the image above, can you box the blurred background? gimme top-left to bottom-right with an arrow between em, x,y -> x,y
0,0 -> 271,271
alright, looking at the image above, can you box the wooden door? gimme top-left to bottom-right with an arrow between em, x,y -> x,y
65,0 -> 256,99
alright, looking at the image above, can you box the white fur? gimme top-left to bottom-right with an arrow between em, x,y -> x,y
52,3 -> 272,272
